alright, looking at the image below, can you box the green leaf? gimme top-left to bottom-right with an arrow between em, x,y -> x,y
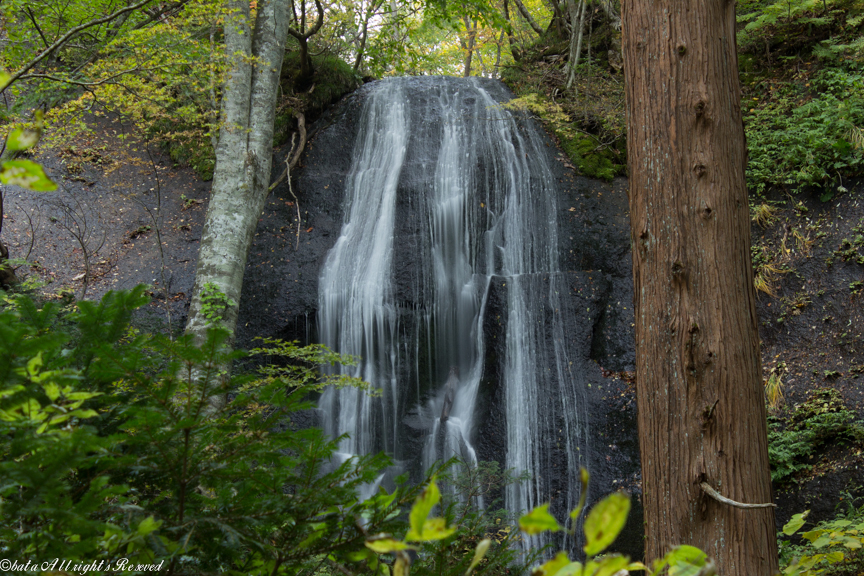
802,529 -> 824,543
44,382 -> 60,402
408,477 -> 440,536
554,562 -> 584,576
394,556 -> 408,576
26,352 -> 43,377
297,522 -> 327,549
5,128 -> 39,152
405,516 -> 456,542
783,510 -> 810,535
465,538 -> 490,576
666,546 -> 709,576
533,551 -> 570,576
137,516 -> 162,537
519,503 -> 561,535
365,537 -> 416,554
589,555 -> 630,576
0,71 -> 10,91
825,551 -> 844,563
583,492 -> 630,556
842,537 -> 862,549
0,159 -> 57,191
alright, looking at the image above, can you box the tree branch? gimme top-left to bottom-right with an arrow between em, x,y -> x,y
700,482 -> 776,509
20,65 -> 166,87
287,0 -> 324,40
269,112 -> 306,192
25,7 -> 51,49
2,0 -> 159,94
513,0 -> 544,35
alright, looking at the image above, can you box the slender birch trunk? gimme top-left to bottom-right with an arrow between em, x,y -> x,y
185,0 -> 288,349
565,0 -> 586,88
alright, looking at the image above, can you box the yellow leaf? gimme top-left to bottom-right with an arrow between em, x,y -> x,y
365,537 -> 416,554
406,516 -> 456,542
583,492 -> 630,556
532,552 -> 570,576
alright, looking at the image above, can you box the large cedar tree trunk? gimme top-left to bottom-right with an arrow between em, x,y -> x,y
185,0 -> 287,346
621,0 -> 778,573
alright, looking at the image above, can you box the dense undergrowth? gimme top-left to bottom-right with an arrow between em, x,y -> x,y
768,388 -> 864,483
498,0 -> 864,193
739,0 -> 864,196
0,286 -> 530,575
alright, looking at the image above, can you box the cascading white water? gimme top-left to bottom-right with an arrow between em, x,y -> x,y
318,79 -> 407,459
318,76 -> 587,552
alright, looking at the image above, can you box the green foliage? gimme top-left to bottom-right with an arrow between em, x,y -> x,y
0,287 -> 537,575
515,468 -> 711,576
199,281 -> 236,325
780,508 -> 864,575
737,0 -> 864,194
500,93 -> 625,181
560,134 -> 622,181
361,468 -> 709,576
0,286 -> 430,574
2,0 -> 226,180
0,109 -> 56,192
828,221 -> 864,265
737,0 -> 864,60
768,389 -> 864,483
744,66 -> 864,195
275,52 -> 362,146
356,459 -> 532,576
249,337 -> 378,393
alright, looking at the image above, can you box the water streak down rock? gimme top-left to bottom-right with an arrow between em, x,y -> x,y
316,76 -> 589,551
237,74 -> 642,558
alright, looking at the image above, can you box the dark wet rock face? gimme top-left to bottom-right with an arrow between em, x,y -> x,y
238,76 -> 640,559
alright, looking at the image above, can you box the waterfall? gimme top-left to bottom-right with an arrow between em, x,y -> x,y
317,76 -> 588,552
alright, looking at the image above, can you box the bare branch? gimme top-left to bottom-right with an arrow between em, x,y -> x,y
287,0 -> 324,41
25,7 -> 52,49
700,482 -> 776,509
20,65 -> 166,87
269,112 -> 306,192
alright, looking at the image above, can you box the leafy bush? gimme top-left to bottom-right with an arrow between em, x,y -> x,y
780,508 -> 864,575
0,286 -> 539,575
768,389 -> 864,483
500,92 -> 625,181
0,287 -> 420,574
744,66 -> 864,195
366,467 -> 713,576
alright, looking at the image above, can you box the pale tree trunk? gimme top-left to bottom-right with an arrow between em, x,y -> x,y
186,0 -> 287,349
622,0 -> 778,573
565,0 -> 586,88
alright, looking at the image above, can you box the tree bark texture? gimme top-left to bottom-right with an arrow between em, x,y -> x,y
621,1 -> 778,573
565,0 -> 586,88
462,16 -> 477,77
186,0 -> 287,346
